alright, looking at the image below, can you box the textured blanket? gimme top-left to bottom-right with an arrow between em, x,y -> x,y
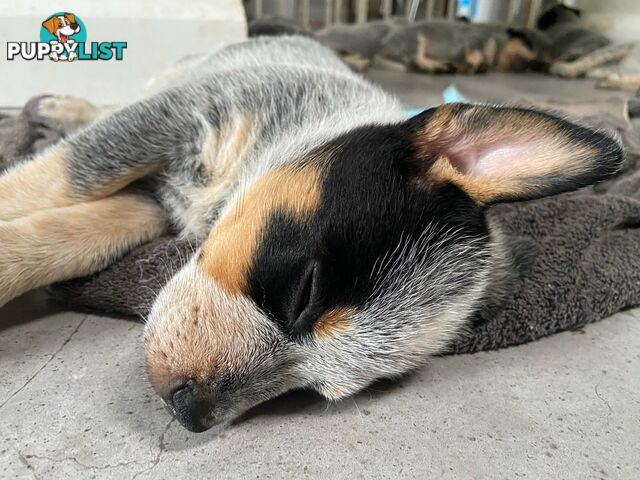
2,95 -> 639,354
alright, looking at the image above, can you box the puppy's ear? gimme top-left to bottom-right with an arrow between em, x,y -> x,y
41,16 -> 59,35
405,103 -> 623,204
65,13 -> 76,24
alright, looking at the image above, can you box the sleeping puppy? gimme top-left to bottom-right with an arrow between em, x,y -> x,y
315,18 -> 407,71
0,37 -> 623,432
536,4 -> 610,64
381,21 -> 540,73
317,20 -> 541,74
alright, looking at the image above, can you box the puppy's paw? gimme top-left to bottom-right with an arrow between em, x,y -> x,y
30,95 -> 104,131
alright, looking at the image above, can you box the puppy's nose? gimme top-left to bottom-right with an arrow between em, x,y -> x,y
70,22 -> 79,30
164,379 -> 210,432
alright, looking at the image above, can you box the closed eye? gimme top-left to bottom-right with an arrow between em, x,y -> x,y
288,260 -> 323,335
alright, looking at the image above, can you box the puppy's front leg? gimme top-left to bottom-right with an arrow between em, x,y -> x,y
0,92 -> 202,220
0,192 -> 167,307
0,143 -> 75,221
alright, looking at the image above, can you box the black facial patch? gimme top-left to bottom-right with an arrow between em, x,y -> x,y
247,123 -> 489,337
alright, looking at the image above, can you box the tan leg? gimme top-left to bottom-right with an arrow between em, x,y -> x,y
0,95 -> 107,220
0,192 -> 167,307
0,141 -> 153,221
0,143 -> 74,221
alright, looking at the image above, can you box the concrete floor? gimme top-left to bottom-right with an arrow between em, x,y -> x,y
1,70 -> 639,479
1,292 -> 638,479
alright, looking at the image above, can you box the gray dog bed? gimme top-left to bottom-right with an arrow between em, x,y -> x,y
2,95 -> 640,354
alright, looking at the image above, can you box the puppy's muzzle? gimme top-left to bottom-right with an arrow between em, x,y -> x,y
162,379 -> 212,432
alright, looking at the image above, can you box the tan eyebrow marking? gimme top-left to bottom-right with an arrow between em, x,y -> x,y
199,165 -> 323,295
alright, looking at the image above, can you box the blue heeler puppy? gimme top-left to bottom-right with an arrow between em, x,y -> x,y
0,36 -> 623,431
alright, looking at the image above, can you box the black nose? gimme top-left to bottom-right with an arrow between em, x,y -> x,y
70,22 -> 79,30
164,379 -> 211,432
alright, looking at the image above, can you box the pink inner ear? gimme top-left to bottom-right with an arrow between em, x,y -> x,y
445,135 -> 551,178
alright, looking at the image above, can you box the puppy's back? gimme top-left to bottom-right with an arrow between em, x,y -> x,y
151,36 -> 355,92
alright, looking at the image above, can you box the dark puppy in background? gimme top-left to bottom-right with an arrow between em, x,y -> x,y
538,4 -> 637,81
314,3 -> 628,76
316,18 -> 540,73
536,4 -> 610,63
380,20 -> 540,73
0,36 -> 622,431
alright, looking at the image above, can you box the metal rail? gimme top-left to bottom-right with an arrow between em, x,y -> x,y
251,0 -> 544,29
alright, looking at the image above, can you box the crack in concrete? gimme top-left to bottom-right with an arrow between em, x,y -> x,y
6,313 -> 176,479
13,397 -> 176,477
20,451 -> 149,472
594,382 -> 614,423
18,451 -> 41,480
0,315 -> 87,411
132,418 -> 175,479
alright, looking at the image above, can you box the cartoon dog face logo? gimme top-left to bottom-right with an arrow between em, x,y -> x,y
41,13 -> 81,44
41,13 -> 82,62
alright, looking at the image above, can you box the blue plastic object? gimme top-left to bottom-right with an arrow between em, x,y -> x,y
442,84 -> 470,103
404,84 -> 471,118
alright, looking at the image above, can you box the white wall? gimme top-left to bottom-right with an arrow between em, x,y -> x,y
573,0 -> 640,43
0,0 -> 247,107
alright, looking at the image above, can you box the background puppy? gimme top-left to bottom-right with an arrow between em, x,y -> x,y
313,4 -> 629,77
316,19 -> 543,74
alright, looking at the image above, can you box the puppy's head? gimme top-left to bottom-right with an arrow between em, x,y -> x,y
41,14 -> 80,40
145,104 -> 623,431
537,4 -> 581,31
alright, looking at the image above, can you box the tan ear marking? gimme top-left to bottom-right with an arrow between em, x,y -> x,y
414,104 -> 457,147
413,104 -> 601,203
427,156 -> 522,203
